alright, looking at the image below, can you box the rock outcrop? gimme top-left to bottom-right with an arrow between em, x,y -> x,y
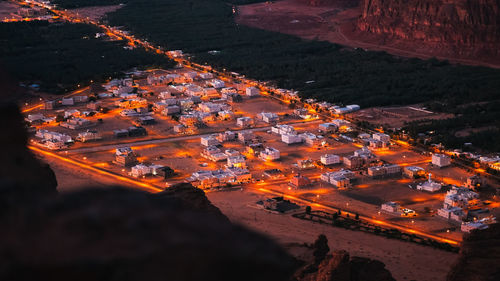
447,223 -> 500,281
0,183 -> 297,281
357,0 -> 500,58
0,102 -> 58,213
294,242 -> 395,281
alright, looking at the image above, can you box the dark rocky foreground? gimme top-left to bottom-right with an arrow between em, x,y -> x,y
447,223 -> 500,281
1,101 -> 496,280
0,102 -> 395,281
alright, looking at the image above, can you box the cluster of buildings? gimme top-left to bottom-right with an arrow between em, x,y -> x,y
321,169 -> 356,188
271,124 -> 325,146
433,183 -> 497,232
359,133 -> 391,149
299,98 -> 360,116
343,147 -> 378,170
129,163 -> 173,179
34,129 -> 72,150
187,168 -> 252,189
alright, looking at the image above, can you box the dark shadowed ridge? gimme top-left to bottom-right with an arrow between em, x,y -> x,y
0,102 -> 297,280
447,223 -> 500,281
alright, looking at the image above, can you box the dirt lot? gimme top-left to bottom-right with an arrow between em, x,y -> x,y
68,4 -> 123,21
236,0 -> 500,68
351,105 -> 454,128
207,189 -> 459,281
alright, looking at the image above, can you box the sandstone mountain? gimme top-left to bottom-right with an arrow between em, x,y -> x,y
357,0 -> 500,59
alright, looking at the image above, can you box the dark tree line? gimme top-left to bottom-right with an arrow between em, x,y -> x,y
0,21 -> 174,93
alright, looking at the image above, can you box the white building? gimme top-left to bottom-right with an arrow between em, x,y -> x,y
381,202 -> 400,213
238,131 -> 255,144
329,176 -> 350,188
300,133 -> 323,147
461,221 -> 489,233
443,186 -> 479,208
272,124 -> 295,135
403,166 -> 425,178
246,87 -> 260,97
318,123 -> 337,133
216,131 -> 237,142
258,112 -> 279,123
130,164 -> 151,178
44,139 -> 67,150
227,155 -> 247,169
281,133 -> 302,145
385,164 -> 401,175
201,146 -> 228,162
76,130 -> 102,142
36,130 -> 72,143
201,135 -> 220,147
432,153 -> 451,168
207,79 -> 225,88
236,117 -> 254,128
437,207 -> 465,222
199,102 -> 226,113
199,72 -> 214,80
321,154 -> 341,165
260,147 -> 280,161
26,114 -> 45,123
61,97 -> 74,106
218,110 -> 234,120
372,133 -> 390,143
321,169 -> 355,188
330,119 -> 350,128
416,174 -> 442,192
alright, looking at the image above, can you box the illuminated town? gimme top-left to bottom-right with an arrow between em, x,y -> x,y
1,0 -> 499,280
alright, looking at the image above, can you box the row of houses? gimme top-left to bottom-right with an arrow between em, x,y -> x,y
187,168 -> 252,189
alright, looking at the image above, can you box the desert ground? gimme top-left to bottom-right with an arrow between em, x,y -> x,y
67,4 -> 123,21
207,189 -> 459,281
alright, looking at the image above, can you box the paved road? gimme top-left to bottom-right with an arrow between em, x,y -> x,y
246,184 -> 461,245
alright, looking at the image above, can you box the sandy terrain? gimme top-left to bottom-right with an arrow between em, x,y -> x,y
36,153 -> 113,192
68,4 -> 123,21
207,189 -> 459,281
236,0 -> 500,68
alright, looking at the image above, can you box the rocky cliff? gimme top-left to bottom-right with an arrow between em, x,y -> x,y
357,0 -> 500,57
0,102 -> 58,213
447,223 -> 500,281
0,183 -> 299,281
293,237 -> 395,281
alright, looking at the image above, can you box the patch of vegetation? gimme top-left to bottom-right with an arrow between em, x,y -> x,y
294,210 -> 459,252
0,21 -> 174,93
404,101 -> 500,152
107,0 -> 500,107
105,0 -> 500,151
